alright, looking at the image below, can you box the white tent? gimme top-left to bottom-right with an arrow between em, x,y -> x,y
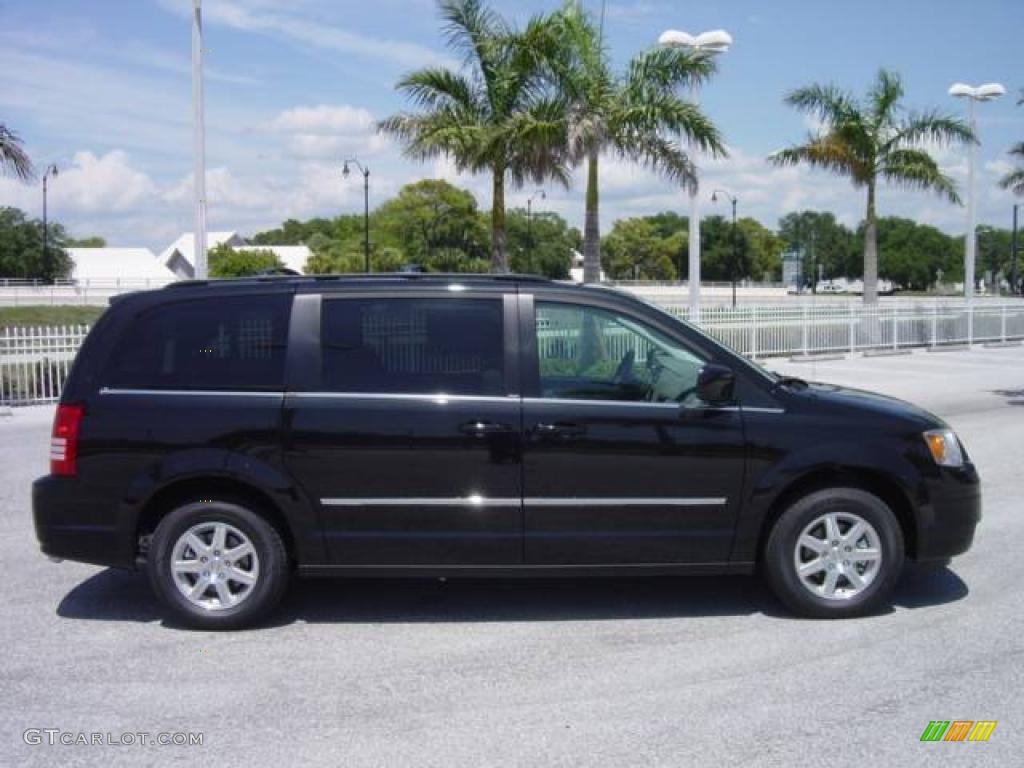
160,231 -> 246,278
68,248 -> 176,284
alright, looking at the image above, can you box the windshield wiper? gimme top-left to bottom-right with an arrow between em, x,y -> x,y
770,375 -> 809,391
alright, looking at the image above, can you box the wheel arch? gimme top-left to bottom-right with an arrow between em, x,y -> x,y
755,466 -> 917,562
135,475 -> 298,565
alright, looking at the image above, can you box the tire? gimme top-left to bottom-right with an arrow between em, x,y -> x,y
764,487 -> 904,618
147,500 -> 289,629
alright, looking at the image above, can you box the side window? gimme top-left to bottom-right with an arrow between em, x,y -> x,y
321,298 -> 505,396
536,301 -> 707,403
104,294 -> 290,390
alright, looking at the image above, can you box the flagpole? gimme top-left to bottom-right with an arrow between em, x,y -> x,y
192,0 -> 208,279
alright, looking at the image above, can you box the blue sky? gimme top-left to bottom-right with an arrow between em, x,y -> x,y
1,0 -> 1021,251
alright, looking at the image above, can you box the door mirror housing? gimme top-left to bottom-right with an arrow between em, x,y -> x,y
696,363 -> 736,405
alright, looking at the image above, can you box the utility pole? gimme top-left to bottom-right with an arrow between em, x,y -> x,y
41,164 -> 58,280
1012,203 -> 1020,296
192,0 -> 208,279
343,159 -> 371,272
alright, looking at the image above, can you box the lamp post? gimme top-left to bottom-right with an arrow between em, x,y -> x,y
192,0 -> 208,279
526,189 -> 545,274
948,82 -> 1005,305
342,158 -> 371,272
41,164 -> 58,281
711,189 -> 738,307
1012,203 -> 1020,296
658,28 -> 732,321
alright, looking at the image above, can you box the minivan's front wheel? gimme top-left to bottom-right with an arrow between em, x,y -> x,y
148,501 -> 289,629
764,488 -> 904,618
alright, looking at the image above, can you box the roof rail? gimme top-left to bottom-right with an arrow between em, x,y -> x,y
163,272 -> 554,288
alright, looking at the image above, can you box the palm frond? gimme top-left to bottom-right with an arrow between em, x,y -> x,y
395,68 -> 481,112
612,95 -> 724,158
867,68 -> 904,128
886,109 -> 975,150
882,148 -> 960,203
615,132 -> 698,192
1000,167 -> 1024,195
769,134 -> 864,182
0,124 -> 34,181
625,46 -> 716,95
784,83 -> 859,125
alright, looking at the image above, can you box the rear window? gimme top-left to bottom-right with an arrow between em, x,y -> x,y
321,297 -> 505,395
103,294 -> 290,391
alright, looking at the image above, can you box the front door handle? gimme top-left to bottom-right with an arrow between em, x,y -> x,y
459,420 -> 512,437
534,422 -> 587,439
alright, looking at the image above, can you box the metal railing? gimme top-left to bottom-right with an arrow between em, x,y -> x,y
1,325 -> 91,406
2,302 -> 1024,407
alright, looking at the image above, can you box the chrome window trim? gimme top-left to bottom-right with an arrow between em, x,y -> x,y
287,392 -> 517,404
321,496 -> 727,507
99,387 -> 282,398
99,388 -> 783,413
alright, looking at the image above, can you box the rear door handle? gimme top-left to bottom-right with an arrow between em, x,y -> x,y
534,422 -> 587,439
459,420 -> 513,437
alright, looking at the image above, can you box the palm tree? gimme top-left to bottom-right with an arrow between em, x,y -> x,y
0,123 -> 34,180
770,69 -> 973,303
548,3 -> 724,283
380,0 -> 568,273
999,88 -> 1024,195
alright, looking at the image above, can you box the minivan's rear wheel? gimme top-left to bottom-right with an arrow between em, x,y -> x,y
148,501 -> 288,629
764,488 -> 904,618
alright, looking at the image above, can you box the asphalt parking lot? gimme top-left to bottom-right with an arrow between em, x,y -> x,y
2,346 -> 1023,767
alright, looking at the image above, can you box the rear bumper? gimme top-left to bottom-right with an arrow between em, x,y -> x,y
913,463 -> 981,563
32,475 -> 135,568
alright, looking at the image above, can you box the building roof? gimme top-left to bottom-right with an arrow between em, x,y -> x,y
159,232 -> 246,274
68,247 -> 176,282
236,245 -> 312,274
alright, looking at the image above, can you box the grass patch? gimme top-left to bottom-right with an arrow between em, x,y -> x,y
0,305 -> 106,330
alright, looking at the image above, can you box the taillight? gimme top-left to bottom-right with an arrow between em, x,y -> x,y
50,403 -> 84,477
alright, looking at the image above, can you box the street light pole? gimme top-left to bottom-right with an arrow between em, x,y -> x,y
712,189 -> 738,307
192,0 -> 208,279
658,28 -> 732,322
41,164 -> 58,280
949,82 -> 1005,305
1012,203 -> 1020,296
526,189 -> 545,274
343,159 -> 371,272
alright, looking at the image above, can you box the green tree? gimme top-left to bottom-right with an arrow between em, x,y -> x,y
778,210 -> 858,285
860,217 -> 960,291
380,0 -> 569,273
0,206 -> 71,281
374,179 -> 488,269
999,88 -> 1024,195
0,123 -> 33,180
770,69 -> 973,303
602,217 -> 681,280
700,215 -> 752,288
208,244 -> 282,277
547,2 -> 723,283
506,208 -> 578,278
736,217 -> 783,281
67,236 -> 107,247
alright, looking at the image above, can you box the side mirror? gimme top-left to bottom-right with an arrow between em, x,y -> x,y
696,363 -> 735,405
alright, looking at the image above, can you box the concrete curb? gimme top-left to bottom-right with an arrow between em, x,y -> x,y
863,348 -> 913,358
983,341 -> 1023,349
927,344 -> 971,353
788,353 -> 847,363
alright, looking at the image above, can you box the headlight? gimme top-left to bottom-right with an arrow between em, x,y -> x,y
923,429 -> 964,468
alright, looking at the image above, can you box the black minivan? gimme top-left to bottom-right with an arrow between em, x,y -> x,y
33,275 -> 980,628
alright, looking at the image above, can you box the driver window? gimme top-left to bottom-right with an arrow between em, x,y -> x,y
536,301 -> 707,403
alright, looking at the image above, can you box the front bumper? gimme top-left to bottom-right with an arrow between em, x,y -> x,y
32,475 -> 135,568
913,462 -> 981,563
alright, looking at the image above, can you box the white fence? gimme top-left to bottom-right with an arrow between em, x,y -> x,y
1,325 -> 91,406
3,302 -> 1024,406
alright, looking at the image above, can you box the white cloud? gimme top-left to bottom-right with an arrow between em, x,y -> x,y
156,0 -> 456,70
266,105 -> 375,134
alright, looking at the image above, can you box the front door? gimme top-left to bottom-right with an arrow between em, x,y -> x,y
283,291 -> 523,565
521,296 -> 746,565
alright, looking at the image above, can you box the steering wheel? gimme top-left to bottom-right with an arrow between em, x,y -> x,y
612,349 -> 636,384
